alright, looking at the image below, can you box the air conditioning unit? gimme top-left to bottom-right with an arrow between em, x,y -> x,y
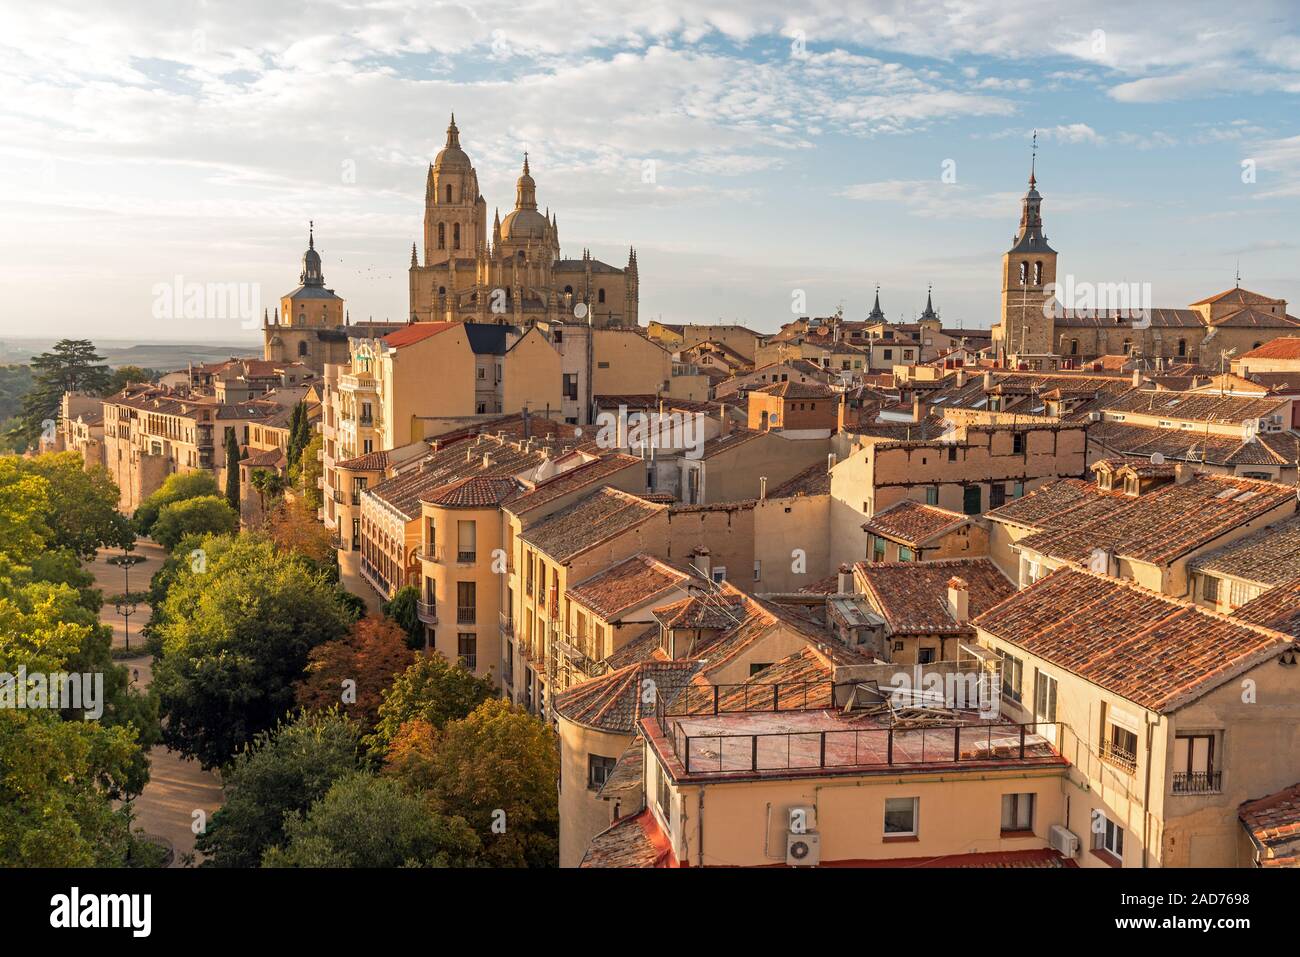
1048,824 -> 1079,857
788,806 -> 816,833
786,831 -> 821,867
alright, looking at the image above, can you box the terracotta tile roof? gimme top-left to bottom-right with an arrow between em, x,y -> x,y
712,647 -> 834,712
1239,782 -> 1300,866
697,428 -> 765,459
757,380 -> 837,400
506,453 -> 641,515
1240,337 -> 1300,361
382,321 -> 456,348
855,558 -> 1014,636
768,463 -> 831,498
1102,388 -> 1290,423
579,809 -> 676,868
567,554 -> 692,621
1190,287 -> 1280,307
1190,514 -> 1300,587
1089,419 -> 1300,468
420,475 -> 518,508
240,446 -> 286,469
862,500 -> 972,547
974,568 -> 1295,712
605,625 -> 669,670
985,478 -> 1105,529
1014,474 -> 1296,566
799,573 -> 841,595
1233,577 -> 1300,638
596,735 -> 645,801
519,487 -> 667,563
336,449 -> 394,470
367,436 -> 547,519
554,659 -> 702,733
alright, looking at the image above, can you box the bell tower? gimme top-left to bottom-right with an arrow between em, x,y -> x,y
423,114 -> 487,267
1000,134 -> 1058,357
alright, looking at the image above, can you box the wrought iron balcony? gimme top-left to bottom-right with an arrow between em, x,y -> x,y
499,613 -> 513,637
458,654 -> 477,672
1172,771 -> 1221,794
456,606 -> 476,625
416,600 -> 437,625
1099,741 -> 1138,774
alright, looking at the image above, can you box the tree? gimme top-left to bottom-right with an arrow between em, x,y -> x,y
296,616 -> 416,732
296,432 -> 324,511
263,498 -> 334,569
365,653 -> 495,753
395,699 -> 559,868
285,402 -> 312,470
134,470 -> 220,536
16,452 -> 132,558
195,709 -> 363,868
223,428 -> 241,512
151,534 -> 353,768
261,772 -> 480,868
382,584 -> 424,650
151,495 -> 239,551
5,340 -> 111,450
104,366 -> 154,395
249,468 -> 287,514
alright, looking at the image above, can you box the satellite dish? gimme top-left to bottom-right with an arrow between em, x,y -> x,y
1149,452 -> 1165,465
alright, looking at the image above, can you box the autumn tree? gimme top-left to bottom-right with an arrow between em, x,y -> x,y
295,616 -> 416,732
365,653 -> 495,753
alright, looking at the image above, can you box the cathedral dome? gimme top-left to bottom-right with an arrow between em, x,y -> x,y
433,114 -> 472,170
501,207 -> 549,241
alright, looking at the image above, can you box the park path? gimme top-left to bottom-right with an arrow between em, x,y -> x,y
87,541 -> 224,866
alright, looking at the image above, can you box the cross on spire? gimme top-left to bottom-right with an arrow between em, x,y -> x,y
308,220 -> 314,248
1030,129 -> 1038,187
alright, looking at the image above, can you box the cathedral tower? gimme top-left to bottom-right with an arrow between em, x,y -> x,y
423,114 -> 487,266
999,140 -> 1058,357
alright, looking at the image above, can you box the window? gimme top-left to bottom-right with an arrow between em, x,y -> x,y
453,223 -> 461,249
1104,724 -> 1138,772
872,537 -> 886,562
898,545 -> 915,562
748,662 -> 774,677
1034,670 -> 1057,724
457,520 -> 476,562
1012,432 -> 1026,454
917,648 -> 935,664
962,484 -> 981,515
989,483 -> 1007,509
712,566 -> 727,583
656,763 -> 672,818
925,486 -> 939,506
437,223 -> 446,249
1202,575 -> 1219,602
1001,793 -> 1035,832
562,374 -> 578,400
1173,734 -> 1218,793
588,754 -> 617,790
947,446 -> 958,462
1013,481 -> 1025,499
884,797 -> 918,837
597,288 -> 606,304
445,183 -> 453,203
456,581 -> 476,624
457,633 -> 477,671
1094,815 -> 1124,861
882,349 -> 893,361
753,560 -> 761,582
996,648 -> 1023,703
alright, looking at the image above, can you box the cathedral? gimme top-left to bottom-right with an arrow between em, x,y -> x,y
991,157 -> 1300,368
407,115 -> 639,327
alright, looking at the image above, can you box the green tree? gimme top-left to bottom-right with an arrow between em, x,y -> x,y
262,772 -> 480,868
196,709 -> 363,868
223,428 -> 241,511
5,340 -> 111,450
249,468 -> 287,514
104,365 -> 154,395
381,584 -> 424,650
152,495 -> 239,551
365,653 -> 495,753
16,452 -> 132,558
295,432 -> 324,511
151,534 -> 352,768
401,699 -> 559,868
134,470 -> 219,536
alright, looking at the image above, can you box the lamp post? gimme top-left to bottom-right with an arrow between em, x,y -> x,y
115,597 -> 139,651
107,545 -> 145,652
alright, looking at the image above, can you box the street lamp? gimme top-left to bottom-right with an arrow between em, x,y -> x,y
114,597 -> 139,651
107,546 -> 146,652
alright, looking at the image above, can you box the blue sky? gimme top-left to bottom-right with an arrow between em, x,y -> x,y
1,0 -> 1298,343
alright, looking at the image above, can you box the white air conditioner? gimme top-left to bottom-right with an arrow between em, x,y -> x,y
1049,824 -> 1079,857
786,831 -> 821,867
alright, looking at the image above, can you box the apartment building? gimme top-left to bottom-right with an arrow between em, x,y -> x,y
680,429 -> 831,506
1190,514 -> 1300,613
984,463 -> 1296,596
54,391 -> 106,465
974,568 -> 1300,868
747,381 -> 838,434
862,500 -> 987,563
646,321 -> 763,362
714,360 -> 831,401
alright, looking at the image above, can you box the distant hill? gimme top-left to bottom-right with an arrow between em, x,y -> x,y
0,338 -> 260,370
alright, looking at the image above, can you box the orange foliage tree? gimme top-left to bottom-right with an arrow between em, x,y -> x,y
295,616 -> 417,731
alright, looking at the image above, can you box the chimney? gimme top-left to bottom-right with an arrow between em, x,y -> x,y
946,576 -> 969,624
837,563 -> 853,595
912,394 -> 926,423
719,402 -> 730,435
956,368 -> 967,388
1132,368 -> 1142,388
692,546 -> 711,581
1175,462 -> 1194,484
983,370 -> 993,390
827,452 -> 837,474
522,405 -> 531,439
759,476 -> 768,500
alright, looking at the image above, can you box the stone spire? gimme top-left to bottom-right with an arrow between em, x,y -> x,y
868,284 -> 885,322
920,285 -> 937,321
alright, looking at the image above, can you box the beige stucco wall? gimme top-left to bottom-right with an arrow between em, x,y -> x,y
592,329 -> 672,396
558,719 -> 636,868
753,494 -> 832,591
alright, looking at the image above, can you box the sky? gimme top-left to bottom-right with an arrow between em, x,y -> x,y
1,0 -> 1299,344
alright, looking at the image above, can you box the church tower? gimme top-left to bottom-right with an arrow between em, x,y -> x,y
999,138 -> 1058,357
423,114 -> 487,267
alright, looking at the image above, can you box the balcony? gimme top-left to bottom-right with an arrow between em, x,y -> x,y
416,600 -> 438,625
1099,741 -> 1138,774
1172,770 -> 1222,794
458,654 -> 477,672
359,414 -> 374,426
499,613 -> 514,637
339,373 -> 378,392
333,489 -> 344,504
456,606 -> 476,625
418,544 -> 444,563
456,550 -> 476,564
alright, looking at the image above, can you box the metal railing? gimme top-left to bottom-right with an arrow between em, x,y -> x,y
1172,770 -> 1221,794
1099,741 -> 1138,774
416,600 -> 437,625
458,654 -> 477,671
499,613 -> 513,637
456,606 -> 476,625
456,550 -> 476,564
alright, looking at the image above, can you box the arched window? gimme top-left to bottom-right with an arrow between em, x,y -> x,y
1253,342 -> 1262,350
445,183 -> 453,203
1122,338 -> 1132,355
437,224 -> 446,249
1033,261 -> 1043,285
453,223 -> 461,250
1177,338 -> 1186,357
1019,261 -> 1028,285
298,341 -> 308,357
598,288 -> 606,304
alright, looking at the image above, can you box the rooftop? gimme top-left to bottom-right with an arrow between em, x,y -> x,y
1239,782 -> 1300,867
1240,337 -> 1300,361
566,553 -> 692,621
862,499 -> 973,547
1233,577 -> 1300,638
767,463 -> 831,498
855,558 -> 1014,636
1190,514 -> 1300,587
519,487 -> 667,563
974,568 -> 1295,713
